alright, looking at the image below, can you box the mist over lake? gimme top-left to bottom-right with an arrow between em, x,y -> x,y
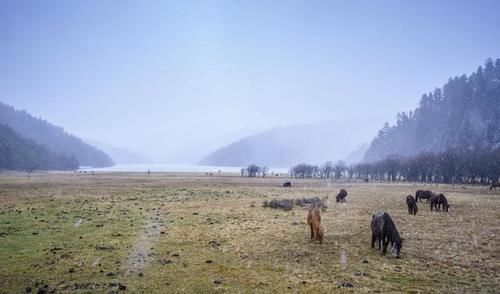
82,164 -> 290,174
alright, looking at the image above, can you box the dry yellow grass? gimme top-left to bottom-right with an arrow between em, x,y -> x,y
0,172 -> 498,293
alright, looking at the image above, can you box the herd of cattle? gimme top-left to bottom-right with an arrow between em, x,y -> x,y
299,183 -> 451,259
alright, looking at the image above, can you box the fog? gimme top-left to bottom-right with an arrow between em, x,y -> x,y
1,1 -> 499,164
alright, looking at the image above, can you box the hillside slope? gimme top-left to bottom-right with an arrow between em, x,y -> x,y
85,138 -> 153,164
200,120 -> 376,167
0,124 -> 78,171
363,58 -> 500,162
0,103 -> 114,167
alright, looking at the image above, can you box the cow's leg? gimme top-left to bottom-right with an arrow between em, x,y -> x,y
371,233 -> 376,248
310,224 -> 314,239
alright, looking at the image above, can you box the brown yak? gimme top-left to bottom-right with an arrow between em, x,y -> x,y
307,208 -> 324,244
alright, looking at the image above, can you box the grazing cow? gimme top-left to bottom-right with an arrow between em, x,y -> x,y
370,211 -> 402,258
283,181 -> 292,188
415,190 -> 432,203
336,189 -> 348,202
437,194 -> 449,212
307,208 -> 324,244
406,195 -> 418,215
490,182 -> 500,191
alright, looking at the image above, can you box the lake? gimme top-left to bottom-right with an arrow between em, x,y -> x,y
80,164 -> 289,174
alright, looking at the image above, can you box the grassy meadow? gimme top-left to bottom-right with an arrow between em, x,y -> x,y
0,172 -> 498,293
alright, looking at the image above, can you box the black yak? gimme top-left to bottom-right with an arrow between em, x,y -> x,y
490,182 -> 500,191
336,189 -> 348,202
429,193 -> 441,211
406,195 -> 418,215
437,194 -> 449,212
415,190 -> 432,202
370,211 -> 402,258
283,181 -> 292,188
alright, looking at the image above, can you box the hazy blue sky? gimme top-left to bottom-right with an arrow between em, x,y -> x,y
1,0 -> 499,163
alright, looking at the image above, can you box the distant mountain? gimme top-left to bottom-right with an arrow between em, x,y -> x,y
0,102 -> 114,168
0,124 -> 78,171
363,58 -> 500,163
343,143 -> 369,164
199,120 -> 376,167
85,139 -> 153,164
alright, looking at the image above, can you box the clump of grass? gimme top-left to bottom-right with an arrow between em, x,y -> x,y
263,196 -> 326,211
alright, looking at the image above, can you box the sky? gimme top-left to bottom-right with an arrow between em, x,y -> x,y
1,0 -> 499,163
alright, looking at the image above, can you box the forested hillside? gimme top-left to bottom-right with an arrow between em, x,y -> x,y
0,103 -> 114,167
363,58 -> 500,162
0,124 -> 78,171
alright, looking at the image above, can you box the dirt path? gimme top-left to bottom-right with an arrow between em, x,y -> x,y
123,210 -> 165,275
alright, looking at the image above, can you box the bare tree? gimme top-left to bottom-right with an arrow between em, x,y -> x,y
291,163 -> 316,178
320,161 -> 333,178
247,164 -> 260,177
262,166 -> 268,178
333,160 -> 347,179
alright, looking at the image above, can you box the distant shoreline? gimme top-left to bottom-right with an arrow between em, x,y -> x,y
78,164 -> 290,174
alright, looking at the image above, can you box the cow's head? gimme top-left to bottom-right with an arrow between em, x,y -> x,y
392,240 -> 402,258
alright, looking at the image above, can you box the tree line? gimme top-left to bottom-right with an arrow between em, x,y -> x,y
290,161 -> 347,179
288,148 -> 499,184
241,164 -> 269,177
